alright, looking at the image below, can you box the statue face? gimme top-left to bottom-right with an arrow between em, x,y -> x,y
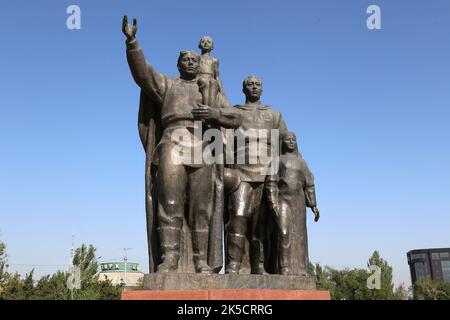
178,52 -> 200,78
243,77 -> 262,101
199,37 -> 213,52
283,134 -> 297,152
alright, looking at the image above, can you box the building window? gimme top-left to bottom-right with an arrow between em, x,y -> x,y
431,253 -> 440,260
440,252 -> 450,258
441,261 -> 450,283
415,262 -> 429,280
411,253 -> 427,260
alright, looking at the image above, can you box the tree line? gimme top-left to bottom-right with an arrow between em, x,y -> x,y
1,241 -> 449,300
0,242 -> 122,300
309,250 -> 450,300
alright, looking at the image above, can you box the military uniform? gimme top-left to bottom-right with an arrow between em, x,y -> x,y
226,103 -> 287,274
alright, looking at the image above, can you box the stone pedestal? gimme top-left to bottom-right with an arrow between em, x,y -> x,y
121,273 -> 331,300
143,273 -> 317,291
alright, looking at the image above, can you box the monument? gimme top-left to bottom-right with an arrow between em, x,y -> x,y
121,15 -> 329,300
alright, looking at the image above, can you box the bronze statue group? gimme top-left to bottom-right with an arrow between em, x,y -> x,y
123,16 -> 320,277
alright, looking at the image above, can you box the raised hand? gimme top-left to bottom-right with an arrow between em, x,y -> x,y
122,15 -> 137,41
312,207 -> 320,222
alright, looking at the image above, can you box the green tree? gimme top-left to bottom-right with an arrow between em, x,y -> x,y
70,244 -> 122,300
311,251 -> 410,300
0,243 -> 122,300
329,267 -> 372,300
0,242 -> 7,294
31,271 -> 71,300
73,244 -> 99,283
22,269 -> 35,299
413,279 -> 450,300
310,263 -> 335,293
435,282 -> 450,300
393,282 -> 411,300
1,273 -> 25,299
365,250 -> 395,299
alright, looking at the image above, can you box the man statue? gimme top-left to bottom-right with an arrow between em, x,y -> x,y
265,132 -> 320,275
225,76 -> 287,274
122,16 -> 242,274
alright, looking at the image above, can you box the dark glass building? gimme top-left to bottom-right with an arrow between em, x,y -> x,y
407,248 -> 450,284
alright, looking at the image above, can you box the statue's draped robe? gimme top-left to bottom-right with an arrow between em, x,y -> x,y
137,92 -> 161,272
268,152 -> 317,275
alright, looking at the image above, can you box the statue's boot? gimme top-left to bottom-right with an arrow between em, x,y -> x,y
226,232 -> 245,274
156,227 -> 181,273
279,234 -> 291,275
193,230 -> 213,274
251,239 -> 268,275
254,263 -> 269,275
297,264 -> 308,276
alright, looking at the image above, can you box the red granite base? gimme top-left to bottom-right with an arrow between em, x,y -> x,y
122,289 -> 331,300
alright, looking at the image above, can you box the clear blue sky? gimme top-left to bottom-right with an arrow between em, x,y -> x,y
1,0 -> 449,287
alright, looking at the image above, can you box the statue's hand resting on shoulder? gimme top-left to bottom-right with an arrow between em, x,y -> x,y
122,15 -> 137,41
192,104 -> 220,123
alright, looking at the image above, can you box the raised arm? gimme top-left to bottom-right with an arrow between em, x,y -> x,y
122,16 -> 166,104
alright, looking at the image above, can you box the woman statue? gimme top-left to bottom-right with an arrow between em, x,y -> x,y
266,132 -> 320,275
